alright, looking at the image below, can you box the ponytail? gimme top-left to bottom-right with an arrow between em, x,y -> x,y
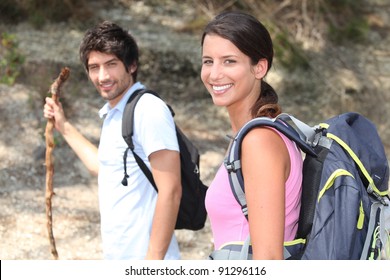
251,80 -> 282,118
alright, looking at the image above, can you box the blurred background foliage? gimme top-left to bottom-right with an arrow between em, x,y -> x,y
0,0 -> 373,86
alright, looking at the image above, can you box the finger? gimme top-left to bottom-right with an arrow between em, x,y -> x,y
43,104 -> 54,118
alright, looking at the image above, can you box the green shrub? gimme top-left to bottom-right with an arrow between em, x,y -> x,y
0,32 -> 25,86
273,31 -> 310,71
323,0 -> 369,44
0,0 -> 95,27
328,18 -> 369,44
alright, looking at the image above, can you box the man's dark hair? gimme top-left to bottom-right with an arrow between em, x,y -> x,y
79,21 -> 139,81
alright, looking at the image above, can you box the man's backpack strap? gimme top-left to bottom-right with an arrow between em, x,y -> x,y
121,88 -> 208,231
224,115 -> 317,219
121,88 -> 172,189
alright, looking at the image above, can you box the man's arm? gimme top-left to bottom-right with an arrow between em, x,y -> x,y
145,149 -> 182,260
44,97 -> 99,176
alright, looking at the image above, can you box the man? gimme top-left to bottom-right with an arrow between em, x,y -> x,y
43,21 -> 182,260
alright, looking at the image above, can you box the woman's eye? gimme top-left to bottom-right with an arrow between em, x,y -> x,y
225,59 -> 236,64
202,60 -> 212,65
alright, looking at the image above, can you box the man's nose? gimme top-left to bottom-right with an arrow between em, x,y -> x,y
98,67 -> 110,81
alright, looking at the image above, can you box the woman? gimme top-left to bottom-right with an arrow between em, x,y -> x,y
201,11 -> 303,259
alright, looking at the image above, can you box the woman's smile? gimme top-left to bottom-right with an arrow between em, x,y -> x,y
212,83 -> 233,93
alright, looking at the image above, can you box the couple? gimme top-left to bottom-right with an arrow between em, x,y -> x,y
43,11 -> 303,260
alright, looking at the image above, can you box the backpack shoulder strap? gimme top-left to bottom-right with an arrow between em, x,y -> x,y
225,114 -> 317,219
121,88 -> 173,188
122,88 -> 168,148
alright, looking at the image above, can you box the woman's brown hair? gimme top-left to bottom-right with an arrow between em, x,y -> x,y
201,11 -> 281,118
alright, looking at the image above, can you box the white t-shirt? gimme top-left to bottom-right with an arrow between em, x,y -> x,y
97,82 -> 180,260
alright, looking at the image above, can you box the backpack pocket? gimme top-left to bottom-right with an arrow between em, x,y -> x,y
301,167 -> 367,259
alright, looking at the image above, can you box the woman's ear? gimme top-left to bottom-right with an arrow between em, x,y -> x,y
254,59 -> 268,80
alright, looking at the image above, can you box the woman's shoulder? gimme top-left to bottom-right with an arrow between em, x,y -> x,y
241,126 -> 290,162
242,126 -> 286,148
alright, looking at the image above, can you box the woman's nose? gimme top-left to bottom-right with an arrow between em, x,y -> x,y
209,64 -> 223,80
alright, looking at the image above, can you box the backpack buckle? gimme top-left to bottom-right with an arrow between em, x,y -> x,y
224,159 -> 241,173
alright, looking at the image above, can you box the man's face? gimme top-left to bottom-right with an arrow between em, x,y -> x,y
87,51 -> 135,107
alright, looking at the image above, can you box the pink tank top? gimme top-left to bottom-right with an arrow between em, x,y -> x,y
205,128 -> 303,249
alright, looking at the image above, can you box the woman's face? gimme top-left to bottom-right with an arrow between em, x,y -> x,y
201,34 -> 267,108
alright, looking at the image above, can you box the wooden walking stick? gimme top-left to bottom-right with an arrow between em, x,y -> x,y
45,67 -> 70,259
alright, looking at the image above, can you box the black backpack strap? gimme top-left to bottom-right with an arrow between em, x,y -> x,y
121,88 -> 172,188
225,115 -> 317,219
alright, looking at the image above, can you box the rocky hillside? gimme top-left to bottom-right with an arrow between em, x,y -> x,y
1,0 -> 389,260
